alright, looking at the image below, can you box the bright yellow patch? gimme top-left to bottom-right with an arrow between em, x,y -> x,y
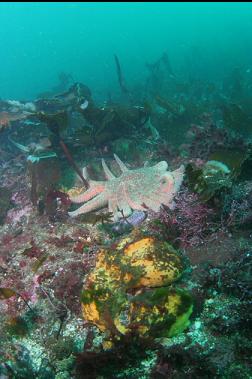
81,235 -> 190,340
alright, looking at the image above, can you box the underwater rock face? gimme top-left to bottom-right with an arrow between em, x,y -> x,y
186,159 -> 232,202
0,187 -> 12,224
69,154 -> 184,221
129,287 -> 193,338
81,235 -> 192,339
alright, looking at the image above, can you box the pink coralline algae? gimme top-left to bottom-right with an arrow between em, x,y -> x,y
5,190 -> 32,226
186,123 -> 247,160
151,189 -> 215,248
6,205 -> 32,225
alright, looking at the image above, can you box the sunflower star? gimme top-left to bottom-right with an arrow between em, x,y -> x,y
68,154 -> 184,221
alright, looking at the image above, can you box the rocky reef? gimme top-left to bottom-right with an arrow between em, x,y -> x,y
0,56 -> 252,378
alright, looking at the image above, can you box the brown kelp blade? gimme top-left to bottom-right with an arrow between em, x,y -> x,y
114,54 -> 129,94
59,139 -> 89,189
0,288 -> 16,299
36,110 -> 68,137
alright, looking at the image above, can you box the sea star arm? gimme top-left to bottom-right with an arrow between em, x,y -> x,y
124,187 -> 147,211
108,197 -> 118,215
68,192 -> 107,217
116,182 -> 132,217
70,183 -> 105,203
113,154 -> 129,172
172,165 -> 185,192
102,159 -> 115,180
141,194 -> 161,212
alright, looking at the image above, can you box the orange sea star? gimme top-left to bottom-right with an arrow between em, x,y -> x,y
68,154 -> 184,222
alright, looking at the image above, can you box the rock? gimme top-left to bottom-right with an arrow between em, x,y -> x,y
0,187 -> 12,224
81,235 -> 192,340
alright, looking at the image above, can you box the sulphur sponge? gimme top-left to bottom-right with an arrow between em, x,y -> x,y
81,236 -> 192,339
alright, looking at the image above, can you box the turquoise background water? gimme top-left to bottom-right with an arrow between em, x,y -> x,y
0,2 -> 252,100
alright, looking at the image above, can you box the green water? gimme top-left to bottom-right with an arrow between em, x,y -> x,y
1,3 -> 252,378
0,2 -> 252,101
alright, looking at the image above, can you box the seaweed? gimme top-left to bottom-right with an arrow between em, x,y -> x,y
186,161 -> 232,202
114,54 -> 129,94
208,148 -> 252,179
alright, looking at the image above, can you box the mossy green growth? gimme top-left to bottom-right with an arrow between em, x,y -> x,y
81,285 -> 127,318
130,287 -> 193,338
55,356 -> 75,379
82,236 -> 192,340
167,303 -> 193,337
5,308 -> 39,338
186,161 -> 232,202
133,286 -> 169,306
6,316 -> 29,338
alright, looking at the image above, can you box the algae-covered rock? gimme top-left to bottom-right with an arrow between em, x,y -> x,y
186,148 -> 251,203
0,187 -> 12,224
87,236 -> 183,290
122,237 -> 183,288
81,235 -> 192,340
186,159 -> 232,202
129,287 -> 193,338
208,149 -> 251,179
